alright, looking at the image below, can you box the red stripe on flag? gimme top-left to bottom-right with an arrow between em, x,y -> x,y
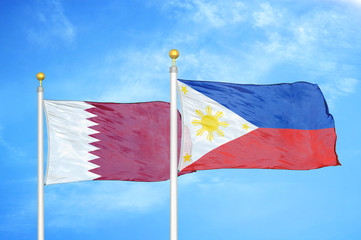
85,101 -> 182,182
181,128 -> 339,172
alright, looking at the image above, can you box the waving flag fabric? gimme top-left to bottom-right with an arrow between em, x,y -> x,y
177,79 -> 340,172
44,100 -> 182,185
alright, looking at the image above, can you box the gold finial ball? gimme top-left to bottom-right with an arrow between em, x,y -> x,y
169,49 -> 179,60
36,72 -> 45,81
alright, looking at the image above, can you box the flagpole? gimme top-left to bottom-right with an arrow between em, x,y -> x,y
37,72 -> 45,240
169,49 -> 179,240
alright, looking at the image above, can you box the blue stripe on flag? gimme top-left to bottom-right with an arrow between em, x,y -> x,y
178,79 -> 334,130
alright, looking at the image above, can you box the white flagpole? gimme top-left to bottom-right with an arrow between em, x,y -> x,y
169,49 -> 179,240
37,72 -> 45,240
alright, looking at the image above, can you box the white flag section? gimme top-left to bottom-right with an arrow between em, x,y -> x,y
44,100 -> 100,185
177,80 -> 258,172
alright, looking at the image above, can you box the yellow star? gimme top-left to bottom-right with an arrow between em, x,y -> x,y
183,153 -> 192,163
242,123 -> 249,131
181,86 -> 189,95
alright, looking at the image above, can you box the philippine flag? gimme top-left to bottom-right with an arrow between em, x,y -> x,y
177,79 -> 340,173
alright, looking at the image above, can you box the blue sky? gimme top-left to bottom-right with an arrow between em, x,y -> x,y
1,0 -> 361,239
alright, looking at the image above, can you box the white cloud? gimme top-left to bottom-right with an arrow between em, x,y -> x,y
319,77 -> 359,112
253,2 -> 283,27
166,0 -> 360,95
192,0 -> 245,27
27,0 -> 75,45
337,78 -> 358,93
293,26 -> 316,45
244,3 -> 361,92
165,0 -> 246,28
320,77 -> 359,108
47,1 -> 360,108
93,47 -> 171,103
333,0 -> 361,7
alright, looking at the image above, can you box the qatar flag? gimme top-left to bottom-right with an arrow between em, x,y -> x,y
177,79 -> 340,173
44,100 -> 182,185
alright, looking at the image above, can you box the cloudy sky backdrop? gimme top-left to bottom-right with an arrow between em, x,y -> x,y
1,0 -> 361,239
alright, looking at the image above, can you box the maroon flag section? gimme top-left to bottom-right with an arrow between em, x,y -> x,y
86,101 -> 182,182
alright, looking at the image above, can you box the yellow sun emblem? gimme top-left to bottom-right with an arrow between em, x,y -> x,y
192,106 -> 229,141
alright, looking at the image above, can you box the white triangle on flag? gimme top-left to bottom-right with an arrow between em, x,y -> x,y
178,81 -> 259,171
44,100 -> 101,185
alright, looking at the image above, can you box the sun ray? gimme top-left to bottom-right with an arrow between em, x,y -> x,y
214,111 -> 223,119
216,129 -> 224,137
192,120 -> 202,126
197,128 -> 205,136
207,131 -> 214,141
219,121 -> 229,127
205,106 -> 212,114
195,110 -> 204,118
